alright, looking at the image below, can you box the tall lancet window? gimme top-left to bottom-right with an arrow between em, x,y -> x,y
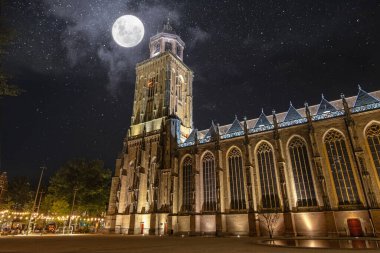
366,124 -> 380,179
257,142 -> 280,209
288,137 -> 317,207
228,148 -> 246,210
145,77 -> 156,120
203,152 -> 217,212
182,156 -> 193,212
324,130 -> 360,205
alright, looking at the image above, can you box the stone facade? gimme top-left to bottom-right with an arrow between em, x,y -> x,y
106,25 -> 380,237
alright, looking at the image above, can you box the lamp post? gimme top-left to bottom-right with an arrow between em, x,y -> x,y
68,187 -> 78,234
26,166 -> 46,235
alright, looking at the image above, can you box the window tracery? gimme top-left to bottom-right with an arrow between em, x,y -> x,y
324,130 -> 360,205
228,148 -> 246,210
288,137 -> 317,207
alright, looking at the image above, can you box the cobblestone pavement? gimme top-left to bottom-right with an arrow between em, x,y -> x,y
0,235 -> 377,253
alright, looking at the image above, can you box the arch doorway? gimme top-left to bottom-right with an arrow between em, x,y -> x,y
347,218 -> 363,237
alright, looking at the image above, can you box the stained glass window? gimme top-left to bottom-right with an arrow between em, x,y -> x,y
257,142 -> 280,209
288,137 -> 317,207
366,124 -> 380,180
203,152 -> 217,211
324,130 -> 359,205
228,148 -> 246,210
182,156 -> 193,212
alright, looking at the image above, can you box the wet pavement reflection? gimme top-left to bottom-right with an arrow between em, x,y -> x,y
260,239 -> 380,249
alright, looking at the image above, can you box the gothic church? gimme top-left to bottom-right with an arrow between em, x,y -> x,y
105,22 -> 380,237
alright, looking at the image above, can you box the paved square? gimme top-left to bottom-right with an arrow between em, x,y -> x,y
0,235 -> 377,253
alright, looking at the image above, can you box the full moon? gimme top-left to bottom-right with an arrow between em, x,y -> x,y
112,15 -> 144,48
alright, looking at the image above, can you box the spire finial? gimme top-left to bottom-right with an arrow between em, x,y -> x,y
234,114 -> 238,120
341,93 -> 345,99
321,93 -> 324,99
304,101 -> 309,107
261,108 -> 264,114
163,16 -> 173,32
290,101 -> 293,106
358,84 -> 362,90
272,109 -> 276,115
211,120 -> 215,127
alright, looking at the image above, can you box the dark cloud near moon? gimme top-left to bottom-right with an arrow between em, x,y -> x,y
40,0 -> 185,95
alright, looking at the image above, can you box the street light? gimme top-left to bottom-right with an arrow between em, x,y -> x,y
67,187 -> 78,234
26,166 -> 46,235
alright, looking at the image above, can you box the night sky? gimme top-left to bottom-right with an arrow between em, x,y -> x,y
1,0 -> 379,181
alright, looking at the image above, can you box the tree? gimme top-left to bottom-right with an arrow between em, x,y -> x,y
50,199 -> 70,216
7,176 -> 34,211
47,159 -> 111,216
259,210 -> 280,239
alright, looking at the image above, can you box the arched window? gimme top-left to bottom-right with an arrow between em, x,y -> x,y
366,124 -> 380,179
228,148 -> 246,210
288,137 -> 317,207
145,76 -> 156,121
324,130 -> 359,205
182,157 -> 193,212
203,152 -> 217,212
257,142 -> 280,209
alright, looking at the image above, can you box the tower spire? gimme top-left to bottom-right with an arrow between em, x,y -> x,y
163,17 -> 174,33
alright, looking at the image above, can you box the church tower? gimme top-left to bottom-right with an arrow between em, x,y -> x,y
106,20 -> 194,235
130,19 -> 193,141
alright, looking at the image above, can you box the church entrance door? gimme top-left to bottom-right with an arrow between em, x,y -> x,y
347,218 -> 363,237
140,223 -> 144,234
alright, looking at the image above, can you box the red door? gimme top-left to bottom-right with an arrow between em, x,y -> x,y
140,223 -> 144,234
347,219 -> 363,237
164,223 -> 168,235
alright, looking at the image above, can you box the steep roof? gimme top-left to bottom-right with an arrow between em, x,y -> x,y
354,86 -> 380,107
283,103 -> 303,122
225,116 -> 243,134
184,129 -> 197,143
254,110 -> 271,128
204,121 -> 218,139
317,95 -> 337,114
180,89 -> 380,145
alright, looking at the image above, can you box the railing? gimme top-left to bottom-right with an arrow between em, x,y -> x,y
221,130 -> 244,140
178,141 -> 195,148
249,125 -> 274,133
351,102 -> 380,113
278,118 -> 307,128
312,110 -> 344,121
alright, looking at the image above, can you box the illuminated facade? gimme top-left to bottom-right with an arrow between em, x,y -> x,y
106,23 -> 380,237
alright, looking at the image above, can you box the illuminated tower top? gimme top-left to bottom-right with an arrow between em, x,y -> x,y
149,18 -> 185,61
129,19 -> 193,140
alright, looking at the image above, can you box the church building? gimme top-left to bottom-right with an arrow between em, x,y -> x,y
105,21 -> 380,237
